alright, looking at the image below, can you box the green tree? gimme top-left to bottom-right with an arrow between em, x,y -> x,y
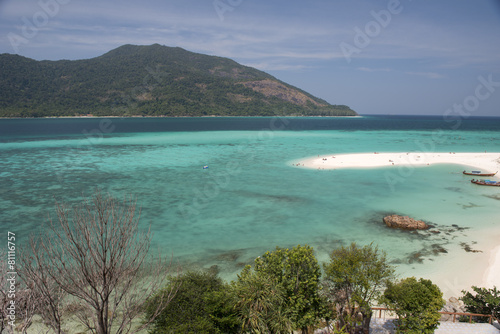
145,270 -> 239,334
233,266 -> 292,334
322,243 -> 395,334
383,277 -> 445,334
460,286 -> 500,323
252,245 -> 328,334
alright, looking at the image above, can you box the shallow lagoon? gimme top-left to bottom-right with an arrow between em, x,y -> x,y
1,116 -> 499,296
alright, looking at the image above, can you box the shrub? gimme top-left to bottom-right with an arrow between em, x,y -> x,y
253,245 -> 328,333
383,277 -> 445,334
145,271 -> 239,334
460,286 -> 500,323
233,265 -> 292,334
322,243 -> 395,334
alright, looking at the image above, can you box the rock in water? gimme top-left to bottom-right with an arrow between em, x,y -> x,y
383,215 -> 429,230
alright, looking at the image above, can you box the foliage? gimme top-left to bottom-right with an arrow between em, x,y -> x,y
145,270 -> 239,334
250,245 -> 328,333
233,265 -> 292,334
0,44 -> 357,118
322,243 -> 395,334
460,286 -> 500,323
383,277 -> 445,334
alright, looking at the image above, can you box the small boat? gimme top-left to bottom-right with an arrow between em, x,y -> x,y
471,179 -> 500,186
203,165 -> 209,169
463,170 -> 497,177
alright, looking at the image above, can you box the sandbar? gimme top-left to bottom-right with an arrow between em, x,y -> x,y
293,151 -> 500,296
294,152 -> 500,176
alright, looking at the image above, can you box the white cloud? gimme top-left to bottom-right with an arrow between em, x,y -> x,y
1,0 -> 500,77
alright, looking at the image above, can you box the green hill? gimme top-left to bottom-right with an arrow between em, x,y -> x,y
0,44 -> 357,117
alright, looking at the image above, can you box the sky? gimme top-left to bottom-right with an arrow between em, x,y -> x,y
1,0 -> 500,116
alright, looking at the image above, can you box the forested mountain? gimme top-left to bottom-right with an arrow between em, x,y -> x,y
0,44 -> 357,117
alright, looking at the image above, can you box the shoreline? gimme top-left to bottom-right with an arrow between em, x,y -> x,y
293,151 -> 500,297
0,115 -> 363,120
485,244 -> 500,288
294,152 -> 500,177
430,229 -> 500,298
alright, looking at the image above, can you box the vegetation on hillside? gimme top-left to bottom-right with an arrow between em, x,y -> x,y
8,191 -> 495,334
0,44 -> 357,118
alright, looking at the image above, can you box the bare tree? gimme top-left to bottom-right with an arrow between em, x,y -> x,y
24,189 -> 176,334
14,285 -> 38,334
0,250 -> 13,334
0,251 -> 35,334
19,238 -> 67,334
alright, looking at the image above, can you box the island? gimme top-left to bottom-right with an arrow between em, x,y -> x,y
0,44 -> 357,118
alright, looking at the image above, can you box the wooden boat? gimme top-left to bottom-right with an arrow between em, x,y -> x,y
471,179 -> 500,186
463,170 -> 497,177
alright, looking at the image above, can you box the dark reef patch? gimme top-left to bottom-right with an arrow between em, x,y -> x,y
363,211 -> 475,265
460,242 -> 482,253
484,194 -> 500,201
445,187 -> 462,193
460,202 -> 481,210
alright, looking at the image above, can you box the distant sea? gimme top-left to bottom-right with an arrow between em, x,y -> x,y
1,115 -> 500,295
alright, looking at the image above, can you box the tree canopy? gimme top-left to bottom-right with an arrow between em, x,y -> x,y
383,277 -> 445,334
460,286 -> 500,323
145,270 -> 239,334
322,242 -> 395,334
233,245 -> 328,334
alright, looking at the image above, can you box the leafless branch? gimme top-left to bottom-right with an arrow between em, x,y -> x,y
19,189 -> 176,334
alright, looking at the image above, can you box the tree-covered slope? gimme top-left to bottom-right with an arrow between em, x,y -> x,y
0,44 -> 357,117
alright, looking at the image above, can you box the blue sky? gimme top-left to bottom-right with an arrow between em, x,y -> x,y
1,0 -> 500,116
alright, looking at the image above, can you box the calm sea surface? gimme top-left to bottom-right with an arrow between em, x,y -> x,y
1,115 -> 500,289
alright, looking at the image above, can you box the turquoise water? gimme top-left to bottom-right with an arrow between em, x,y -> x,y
1,116 -> 500,291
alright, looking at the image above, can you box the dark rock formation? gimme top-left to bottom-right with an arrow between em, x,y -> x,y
383,214 -> 429,230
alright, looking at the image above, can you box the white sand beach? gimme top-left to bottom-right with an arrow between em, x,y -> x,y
485,245 -> 500,288
295,152 -> 500,176
293,152 -> 500,296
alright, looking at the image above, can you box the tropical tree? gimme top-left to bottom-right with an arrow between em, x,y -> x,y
145,270 -> 239,333
383,277 -> 445,334
322,243 -> 395,334
252,245 -> 328,334
234,266 -> 292,334
460,286 -> 500,323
